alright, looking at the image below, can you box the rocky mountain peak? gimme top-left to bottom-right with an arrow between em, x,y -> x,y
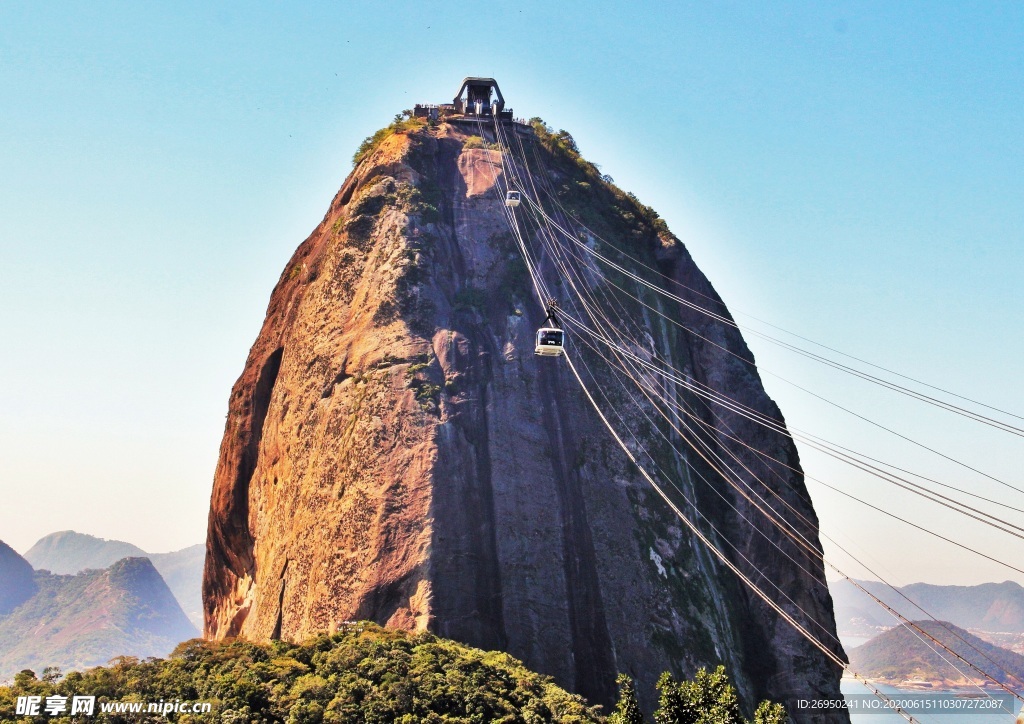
0,555 -> 198,679
24,530 -> 147,574
202,116 -> 845,718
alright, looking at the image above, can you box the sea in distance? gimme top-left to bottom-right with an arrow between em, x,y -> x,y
840,680 -> 1021,722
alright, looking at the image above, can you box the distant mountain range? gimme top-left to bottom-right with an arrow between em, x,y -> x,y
24,531 -> 203,629
830,579 -> 1024,640
0,545 -> 198,681
849,620 -> 1024,688
23,530 -> 146,574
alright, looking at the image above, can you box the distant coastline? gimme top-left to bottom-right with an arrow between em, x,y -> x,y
842,672 -> 1011,692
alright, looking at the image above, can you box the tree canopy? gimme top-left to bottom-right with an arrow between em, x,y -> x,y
0,625 -> 786,724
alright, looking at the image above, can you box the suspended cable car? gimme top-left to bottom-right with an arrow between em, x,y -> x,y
535,302 -> 564,357
505,190 -> 521,207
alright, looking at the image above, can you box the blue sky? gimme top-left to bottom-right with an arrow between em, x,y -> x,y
1,2 -> 1021,585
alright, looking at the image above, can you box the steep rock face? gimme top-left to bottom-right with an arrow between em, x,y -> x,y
204,120 -> 846,720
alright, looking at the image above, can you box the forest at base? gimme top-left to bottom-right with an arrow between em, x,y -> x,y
0,622 -> 785,723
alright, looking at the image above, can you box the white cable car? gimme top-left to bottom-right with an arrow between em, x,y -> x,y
505,190 -> 521,207
534,303 -> 564,357
535,327 -> 564,356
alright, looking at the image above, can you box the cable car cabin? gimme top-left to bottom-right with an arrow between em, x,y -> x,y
535,327 -> 565,356
505,191 -> 521,207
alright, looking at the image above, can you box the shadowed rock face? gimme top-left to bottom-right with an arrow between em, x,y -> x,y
203,120 -> 847,720
0,541 -> 36,614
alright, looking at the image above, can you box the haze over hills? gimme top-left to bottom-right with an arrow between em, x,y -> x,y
147,545 -> 204,628
0,545 -> 198,680
830,579 -> 1024,641
23,531 -> 203,628
849,621 -> 1024,688
23,530 -> 146,574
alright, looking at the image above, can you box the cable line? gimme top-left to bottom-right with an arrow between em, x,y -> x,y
499,114 -> 1018,587
508,164 -> 1024,438
513,169 -> 1024,499
558,308 -> 1024,542
514,196 -> 1024,509
489,118 -> 1022,716
565,351 -> 917,722
520,156 -> 1024,427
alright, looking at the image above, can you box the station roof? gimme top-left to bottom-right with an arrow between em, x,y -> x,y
453,77 -> 505,108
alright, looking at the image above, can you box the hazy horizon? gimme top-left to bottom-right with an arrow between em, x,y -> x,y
16,526 -> 1024,593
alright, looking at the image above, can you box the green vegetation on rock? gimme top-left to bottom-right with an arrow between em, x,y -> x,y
526,117 -> 672,245
651,666 -> 785,724
0,623 -> 602,724
608,674 -> 643,724
0,621 -> 787,724
352,115 -> 427,167
463,135 -> 499,151
0,558 -> 197,682
849,620 -> 1024,686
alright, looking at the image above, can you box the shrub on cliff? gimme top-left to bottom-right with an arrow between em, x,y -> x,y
647,665 -> 786,724
463,135 -> 498,150
352,116 -> 426,167
608,673 -> 643,724
525,117 -> 674,248
606,667 -> 786,724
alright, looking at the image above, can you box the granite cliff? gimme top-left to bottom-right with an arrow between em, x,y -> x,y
203,116 -> 847,720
